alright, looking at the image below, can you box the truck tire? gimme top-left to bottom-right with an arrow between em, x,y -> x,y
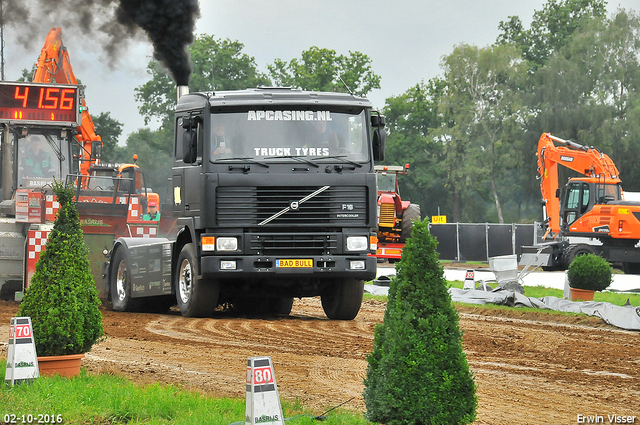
110,247 -> 142,312
562,244 -> 597,269
400,203 -> 421,243
321,278 -> 364,320
175,243 -> 219,317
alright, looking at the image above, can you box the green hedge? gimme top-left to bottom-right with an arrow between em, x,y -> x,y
567,253 -> 612,291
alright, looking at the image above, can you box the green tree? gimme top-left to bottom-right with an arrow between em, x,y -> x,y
438,43 -> 529,223
18,181 -> 103,356
112,128 -> 173,199
534,9 -> 640,190
17,67 -> 36,82
364,218 -> 476,424
268,46 -> 381,95
383,79 -> 448,218
135,34 -> 271,126
497,0 -> 607,70
92,112 -> 123,161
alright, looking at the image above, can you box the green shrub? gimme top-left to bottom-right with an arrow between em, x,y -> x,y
18,180 -> 103,356
567,253 -> 612,291
363,218 -> 476,425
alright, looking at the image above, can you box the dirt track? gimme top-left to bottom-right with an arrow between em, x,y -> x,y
1,297 -> 639,424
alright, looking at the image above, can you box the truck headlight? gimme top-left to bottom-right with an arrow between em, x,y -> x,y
346,236 -> 368,251
216,237 -> 238,251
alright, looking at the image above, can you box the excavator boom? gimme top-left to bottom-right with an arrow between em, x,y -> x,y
34,27 -> 101,177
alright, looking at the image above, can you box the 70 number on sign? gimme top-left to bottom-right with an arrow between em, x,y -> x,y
8,325 -> 31,339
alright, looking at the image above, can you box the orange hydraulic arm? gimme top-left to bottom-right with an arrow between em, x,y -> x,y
33,27 -> 101,177
537,132 -> 620,234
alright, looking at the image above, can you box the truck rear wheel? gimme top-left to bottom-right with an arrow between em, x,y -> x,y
400,203 -> 421,242
175,243 -> 219,317
321,278 -> 364,320
110,247 -> 142,312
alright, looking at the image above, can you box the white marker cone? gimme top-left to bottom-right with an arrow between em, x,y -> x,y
5,317 -> 39,386
463,269 -> 475,290
245,356 -> 284,425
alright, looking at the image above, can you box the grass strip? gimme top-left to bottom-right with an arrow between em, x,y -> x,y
0,365 -> 371,424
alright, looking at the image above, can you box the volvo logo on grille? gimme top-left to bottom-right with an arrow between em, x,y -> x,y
290,201 -> 300,210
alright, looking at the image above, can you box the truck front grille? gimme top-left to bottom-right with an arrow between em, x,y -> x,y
216,186 -> 367,227
249,233 -> 339,256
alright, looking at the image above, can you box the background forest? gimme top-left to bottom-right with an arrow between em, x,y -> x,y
85,0 -> 640,225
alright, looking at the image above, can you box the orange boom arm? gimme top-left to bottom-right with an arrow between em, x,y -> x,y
34,27 -> 101,177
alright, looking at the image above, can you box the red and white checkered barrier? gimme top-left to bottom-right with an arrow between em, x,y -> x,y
128,225 -> 158,238
44,195 -> 60,223
26,230 -> 50,288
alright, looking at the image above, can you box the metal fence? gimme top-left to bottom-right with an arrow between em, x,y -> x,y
428,223 -> 541,262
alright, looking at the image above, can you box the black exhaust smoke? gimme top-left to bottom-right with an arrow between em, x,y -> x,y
3,0 -> 200,85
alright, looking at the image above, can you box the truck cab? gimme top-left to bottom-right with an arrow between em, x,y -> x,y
106,87 -> 385,320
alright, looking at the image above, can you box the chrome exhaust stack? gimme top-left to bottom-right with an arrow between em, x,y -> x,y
177,85 -> 189,101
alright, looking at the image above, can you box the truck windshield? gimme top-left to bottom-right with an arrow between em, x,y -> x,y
209,109 -> 369,163
17,133 -> 69,189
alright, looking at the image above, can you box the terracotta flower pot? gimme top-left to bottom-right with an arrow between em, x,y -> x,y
37,353 -> 84,377
569,287 -> 595,301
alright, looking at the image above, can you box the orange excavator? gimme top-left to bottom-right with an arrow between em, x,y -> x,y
34,27 -> 102,178
522,133 -> 640,273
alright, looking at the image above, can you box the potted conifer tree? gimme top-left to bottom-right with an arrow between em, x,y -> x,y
17,180 -> 103,376
567,253 -> 612,301
364,218 -> 477,425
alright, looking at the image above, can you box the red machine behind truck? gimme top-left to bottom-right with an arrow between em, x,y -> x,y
521,133 -> 640,273
373,163 -> 421,262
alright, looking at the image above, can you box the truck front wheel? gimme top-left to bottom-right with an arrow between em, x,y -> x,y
110,247 -> 142,312
175,243 -> 219,317
321,278 -> 364,320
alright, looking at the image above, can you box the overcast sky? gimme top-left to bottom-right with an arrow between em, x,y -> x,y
3,0 -> 637,145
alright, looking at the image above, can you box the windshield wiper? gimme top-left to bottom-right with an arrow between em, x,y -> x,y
212,157 -> 269,168
264,155 -> 320,168
310,155 -> 363,168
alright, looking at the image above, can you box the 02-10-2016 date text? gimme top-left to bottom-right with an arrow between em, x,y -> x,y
3,414 -> 63,424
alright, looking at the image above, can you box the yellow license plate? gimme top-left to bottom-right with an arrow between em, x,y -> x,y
276,259 -> 313,268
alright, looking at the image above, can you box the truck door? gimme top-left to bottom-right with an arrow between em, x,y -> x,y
173,114 -> 203,217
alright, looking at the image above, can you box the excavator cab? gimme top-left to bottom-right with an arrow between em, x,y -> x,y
559,179 -> 622,231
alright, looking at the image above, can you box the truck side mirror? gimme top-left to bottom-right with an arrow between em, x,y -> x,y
371,114 -> 386,128
181,116 -> 199,164
373,128 -> 386,162
183,131 -> 197,163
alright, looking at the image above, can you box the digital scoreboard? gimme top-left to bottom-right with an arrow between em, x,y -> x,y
0,81 -> 81,126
